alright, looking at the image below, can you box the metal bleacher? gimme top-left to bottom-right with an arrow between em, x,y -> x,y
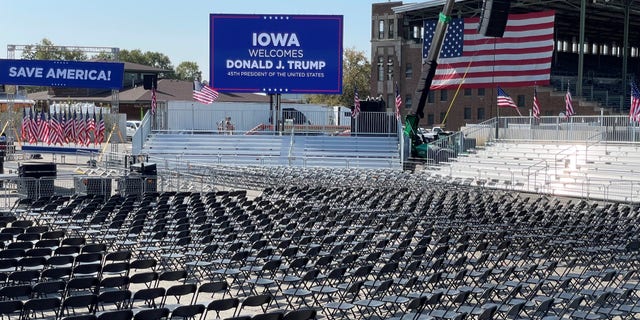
434,117 -> 640,202
140,133 -> 402,170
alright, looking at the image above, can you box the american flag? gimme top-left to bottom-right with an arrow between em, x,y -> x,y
75,110 -> 86,146
151,87 -> 157,115
565,85 -> 575,118
395,83 -> 402,120
193,80 -> 219,104
630,81 -> 640,122
37,111 -> 50,145
497,87 -> 522,116
86,110 -> 96,134
49,112 -> 65,146
21,108 -> 29,141
352,87 -> 360,118
533,87 -> 541,119
27,109 -> 38,144
423,11 -> 555,89
65,110 -> 77,144
96,109 -> 105,144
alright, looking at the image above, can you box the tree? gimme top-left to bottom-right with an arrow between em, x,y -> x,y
115,49 -> 175,78
175,61 -> 202,81
20,39 -> 202,81
21,38 -> 87,61
306,47 -> 371,107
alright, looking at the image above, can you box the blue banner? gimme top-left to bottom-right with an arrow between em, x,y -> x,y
0,59 -> 124,89
210,14 -> 343,94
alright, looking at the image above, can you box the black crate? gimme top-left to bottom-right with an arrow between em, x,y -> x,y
74,177 -> 112,198
19,162 -> 57,179
118,175 -> 157,197
18,179 -> 54,200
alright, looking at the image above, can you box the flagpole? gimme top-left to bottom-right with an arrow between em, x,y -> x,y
493,39 -> 498,141
495,87 -> 500,140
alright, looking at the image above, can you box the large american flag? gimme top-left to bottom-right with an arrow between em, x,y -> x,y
193,80 -> 219,104
630,81 -> 640,122
533,87 -> 541,119
352,87 -> 360,118
423,11 -> 555,89
497,87 -> 522,116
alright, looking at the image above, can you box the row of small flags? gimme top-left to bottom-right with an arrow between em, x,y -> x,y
20,108 -> 106,146
352,83 -> 576,121
498,83 -> 574,120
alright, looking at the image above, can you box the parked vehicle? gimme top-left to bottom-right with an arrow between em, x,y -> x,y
126,120 -> 141,139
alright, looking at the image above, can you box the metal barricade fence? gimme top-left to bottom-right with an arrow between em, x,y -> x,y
462,115 -> 640,145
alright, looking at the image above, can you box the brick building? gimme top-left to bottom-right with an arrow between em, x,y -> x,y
371,1 -> 640,130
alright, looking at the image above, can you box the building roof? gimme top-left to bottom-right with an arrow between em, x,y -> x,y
28,79 -> 290,104
90,59 -> 170,73
122,61 -> 171,73
389,0 -> 640,49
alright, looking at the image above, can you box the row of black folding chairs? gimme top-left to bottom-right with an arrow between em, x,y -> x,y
13,181 -> 640,318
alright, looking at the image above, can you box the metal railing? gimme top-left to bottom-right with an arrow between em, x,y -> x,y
132,111 -> 152,155
167,108 -> 399,136
462,115 -> 640,145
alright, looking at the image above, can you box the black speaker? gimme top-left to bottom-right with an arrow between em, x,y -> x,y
359,100 -> 386,112
477,0 -> 510,37
18,162 -> 57,179
143,75 -> 157,90
130,162 -> 157,175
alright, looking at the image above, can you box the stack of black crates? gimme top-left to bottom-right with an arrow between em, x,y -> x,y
18,162 -> 57,200
119,162 -> 157,197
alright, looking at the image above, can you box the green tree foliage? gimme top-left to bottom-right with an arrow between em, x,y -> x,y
117,49 -> 174,78
19,39 -> 202,81
175,61 -> 202,82
306,47 -> 371,107
21,38 -> 87,61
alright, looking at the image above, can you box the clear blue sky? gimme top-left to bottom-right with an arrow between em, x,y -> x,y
1,0 -> 388,81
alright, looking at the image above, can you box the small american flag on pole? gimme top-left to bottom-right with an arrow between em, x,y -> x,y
21,108 -> 29,141
629,81 -> 640,122
37,111 -> 50,145
497,87 -> 522,116
28,109 -> 38,144
151,87 -> 157,115
395,83 -> 402,120
193,80 -> 219,104
352,87 -> 360,118
565,83 -> 575,118
532,87 -> 541,119
96,109 -> 105,144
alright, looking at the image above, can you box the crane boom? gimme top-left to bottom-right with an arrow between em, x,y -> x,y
405,0 -> 457,158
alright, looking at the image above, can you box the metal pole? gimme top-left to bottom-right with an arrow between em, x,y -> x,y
622,0 -> 631,113
495,88 -> 500,140
269,94 -> 274,133
577,0 -> 586,97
